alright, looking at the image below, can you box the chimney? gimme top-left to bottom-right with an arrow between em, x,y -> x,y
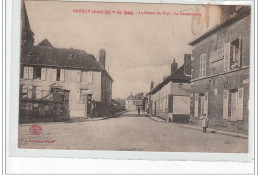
171,58 -> 178,75
184,54 -> 191,76
99,49 -> 106,70
150,81 -> 154,91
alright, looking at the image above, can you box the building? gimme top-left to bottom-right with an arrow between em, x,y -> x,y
125,93 -> 143,111
20,1 -> 113,119
148,55 -> 191,123
188,6 -> 251,134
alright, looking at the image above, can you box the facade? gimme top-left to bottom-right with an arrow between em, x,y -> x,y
149,55 -> 191,123
189,6 -> 251,134
125,93 -> 143,111
20,1 -> 113,119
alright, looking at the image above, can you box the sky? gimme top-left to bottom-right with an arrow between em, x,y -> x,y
25,1 -> 222,99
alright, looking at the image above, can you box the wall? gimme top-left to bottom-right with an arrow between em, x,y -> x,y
190,15 -> 251,134
20,67 -> 102,118
173,96 -> 190,115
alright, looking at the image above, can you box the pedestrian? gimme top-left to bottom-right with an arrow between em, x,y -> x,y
138,107 -> 140,115
200,114 -> 208,133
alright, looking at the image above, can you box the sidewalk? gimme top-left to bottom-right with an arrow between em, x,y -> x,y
68,111 -> 127,123
143,112 -> 248,139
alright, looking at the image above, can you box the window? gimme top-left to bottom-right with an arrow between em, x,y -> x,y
224,37 -> 242,71
57,69 -> 60,81
23,67 -> 33,79
34,67 -> 41,80
199,54 -> 206,77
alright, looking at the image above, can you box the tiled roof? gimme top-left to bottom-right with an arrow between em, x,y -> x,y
21,46 -> 103,71
149,65 -> 190,95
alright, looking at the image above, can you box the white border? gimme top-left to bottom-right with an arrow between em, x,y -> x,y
6,0 -> 256,174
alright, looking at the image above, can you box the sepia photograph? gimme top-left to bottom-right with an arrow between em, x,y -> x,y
18,0 -> 251,153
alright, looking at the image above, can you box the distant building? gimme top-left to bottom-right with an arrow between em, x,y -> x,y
148,55 -> 191,123
188,6 -> 251,134
20,1 -> 113,119
125,93 -> 143,111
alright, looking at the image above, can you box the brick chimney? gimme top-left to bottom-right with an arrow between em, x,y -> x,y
150,81 -> 154,91
171,58 -> 178,75
184,54 -> 191,76
99,49 -> 106,70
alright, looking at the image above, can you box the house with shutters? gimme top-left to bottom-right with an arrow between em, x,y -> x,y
188,6 -> 251,134
148,54 -> 192,123
20,0 -> 113,118
125,93 -> 144,111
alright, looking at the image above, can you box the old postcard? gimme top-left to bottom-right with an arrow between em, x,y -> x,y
17,0 -> 252,154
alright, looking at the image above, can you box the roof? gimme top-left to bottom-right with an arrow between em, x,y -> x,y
37,39 -> 54,48
21,0 -> 34,35
149,65 -> 191,95
21,45 -> 103,71
189,6 -> 251,46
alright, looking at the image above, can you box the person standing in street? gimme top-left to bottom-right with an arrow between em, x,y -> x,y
201,114 -> 208,133
137,107 -> 141,116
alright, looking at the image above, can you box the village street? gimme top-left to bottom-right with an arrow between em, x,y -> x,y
18,111 -> 248,153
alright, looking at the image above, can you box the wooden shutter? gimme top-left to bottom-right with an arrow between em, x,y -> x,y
87,72 -> 93,83
28,67 -> 33,79
194,94 -> 199,117
203,55 -> 206,77
41,68 -> 46,81
76,71 -> 81,83
238,36 -> 242,67
168,95 -> 173,113
224,43 -> 230,71
204,92 -> 208,117
52,69 -> 57,81
24,67 -> 28,79
223,90 -> 229,119
60,69 -> 65,82
28,86 -> 33,99
199,56 -> 202,77
237,88 -> 244,120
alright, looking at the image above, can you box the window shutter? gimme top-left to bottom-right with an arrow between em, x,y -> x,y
87,72 -> 93,83
199,57 -> 202,77
238,36 -> 242,67
60,69 -> 65,82
52,69 -> 57,81
36,87 -> 42,99
224,43 -> 230,71
203,55 -> 206,77
41,68 -> 46,81
194,94 -> 199,117
28,67 -> 33,79
76,71 -> 81,83
28,86 -> 33,99
223,90 -> 229,119
237,88 -> 244,120
24,67 -> 29,79
204,92 -> 208,117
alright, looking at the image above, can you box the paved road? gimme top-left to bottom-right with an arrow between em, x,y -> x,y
18,111 -> 248,152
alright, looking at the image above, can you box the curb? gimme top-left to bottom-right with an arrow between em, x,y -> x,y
143,112 -> 166,122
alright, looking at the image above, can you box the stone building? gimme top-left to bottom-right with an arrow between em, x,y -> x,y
20,0 -> 113,118
188,6 -> 251,134
148,55 -> 191,123
125,93 -> 143,111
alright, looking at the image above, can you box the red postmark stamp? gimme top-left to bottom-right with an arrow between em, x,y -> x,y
29,125 -> 42,135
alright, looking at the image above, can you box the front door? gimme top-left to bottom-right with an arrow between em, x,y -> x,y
231,92 -> 237,120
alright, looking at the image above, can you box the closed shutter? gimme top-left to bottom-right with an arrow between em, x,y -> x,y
41,68 -> 46,81
204,92 -> 208,117
60,69 -> 65,82
87,72 -> 93,83
199,57 -> 202,77
28,67 -> 33,79
52,69 -> 57,81
224,43 -> 230,71
76,71 -> 81,83
203,55 -> 206,77
168,95 -> 173,113
238,36 -> 242,67
223,90 -> 229,119
194,94 -> 199,117
237,88 -> 244,120
24,67 -> 28,79
28,86 -> 33,99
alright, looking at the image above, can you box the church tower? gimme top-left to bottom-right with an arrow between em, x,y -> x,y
21,0 -> 34,47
